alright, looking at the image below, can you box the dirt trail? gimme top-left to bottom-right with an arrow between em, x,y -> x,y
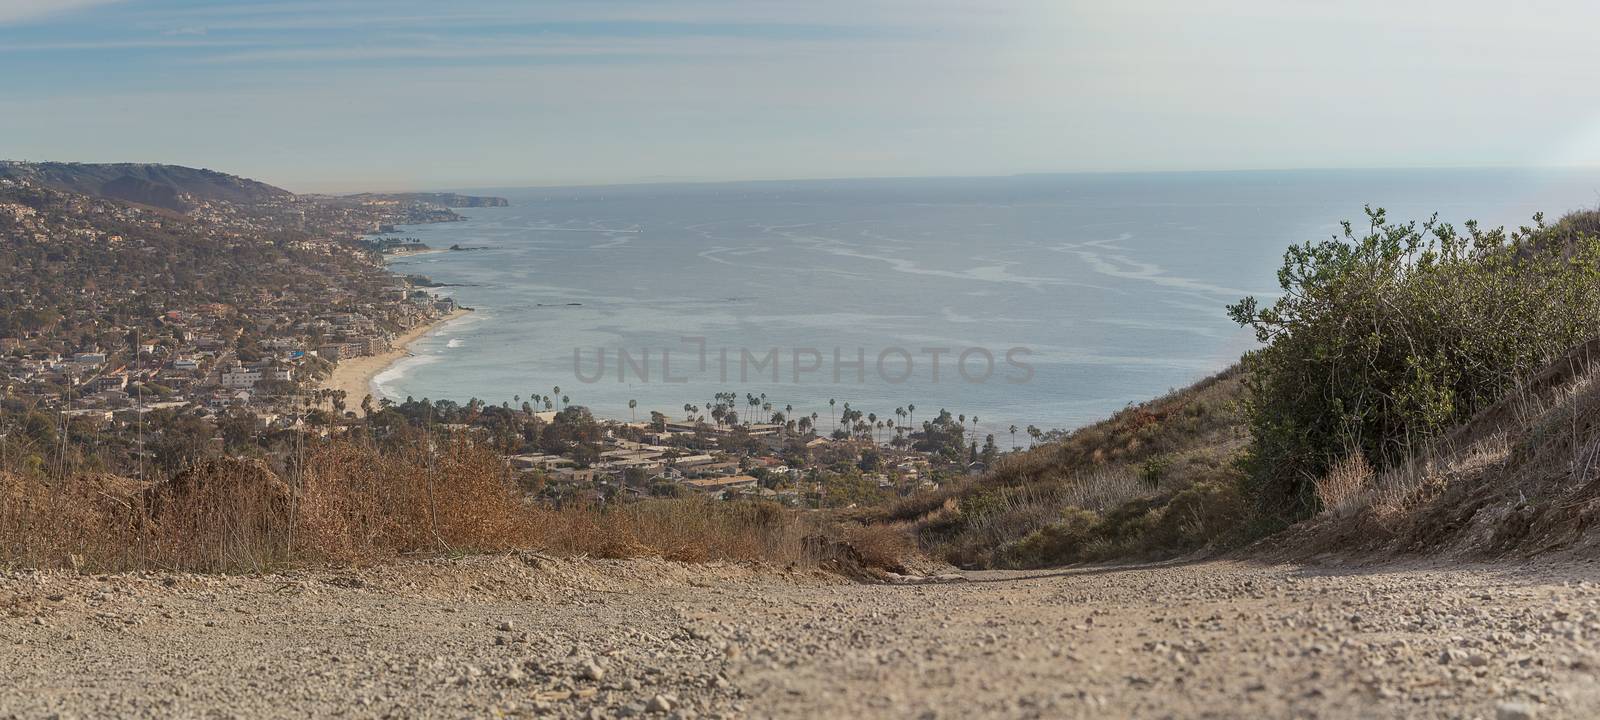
3,555 -> 1598,719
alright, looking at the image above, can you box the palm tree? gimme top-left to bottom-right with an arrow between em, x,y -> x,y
628,398 -> 638,423
829,398 -> 837,431
561,394 -> 569,409
907,403 -> 916,429
1009,424 -> 1019,451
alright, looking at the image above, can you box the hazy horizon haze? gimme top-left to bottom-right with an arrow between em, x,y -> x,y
6,1 -> 1600,191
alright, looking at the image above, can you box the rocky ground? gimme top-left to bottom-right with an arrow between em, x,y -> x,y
2,554 -> 1598,719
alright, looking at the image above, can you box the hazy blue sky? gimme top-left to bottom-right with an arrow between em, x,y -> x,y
4,0 -> 1600,191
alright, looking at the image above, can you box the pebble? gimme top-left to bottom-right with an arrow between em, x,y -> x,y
1497,702 -> 1536,720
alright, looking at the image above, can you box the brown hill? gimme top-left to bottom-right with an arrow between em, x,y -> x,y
0,161 -> 293,212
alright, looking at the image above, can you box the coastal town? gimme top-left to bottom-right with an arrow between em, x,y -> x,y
0,162 -> 1003,507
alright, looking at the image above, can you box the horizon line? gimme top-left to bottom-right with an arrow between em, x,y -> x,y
7,157 -> 1600,196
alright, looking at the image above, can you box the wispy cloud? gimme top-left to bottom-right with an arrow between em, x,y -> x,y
197,33 -> 913,65
0,38 -> 253,51
0,0 -> 122,26
6,0 -> 1600,188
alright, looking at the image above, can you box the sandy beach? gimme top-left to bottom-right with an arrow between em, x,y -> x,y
320,309 -> 469,403
383,247 -> 449,257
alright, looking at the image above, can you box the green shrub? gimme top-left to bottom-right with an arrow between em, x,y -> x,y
1154,480 -> 1247,548
1000,507 -> 1100,567
1137,455 -> 1172,489
1229,207 -> 1600,520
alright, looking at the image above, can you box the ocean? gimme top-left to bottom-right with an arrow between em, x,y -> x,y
374,168 -> 1600,438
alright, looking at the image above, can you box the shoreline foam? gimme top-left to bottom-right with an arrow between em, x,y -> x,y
319,308 -> 470,404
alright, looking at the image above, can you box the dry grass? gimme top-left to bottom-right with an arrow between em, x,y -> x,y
527,498 -> 821,565
0,438 -> 864,574
1059,466 -> 1148,513
1315,452 -> 1373,517
876,367 -> 1252,568
837,523 -> 916,573
0,472 -> 148,571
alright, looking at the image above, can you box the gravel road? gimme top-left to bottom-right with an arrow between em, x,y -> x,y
3,554 -> 1598,719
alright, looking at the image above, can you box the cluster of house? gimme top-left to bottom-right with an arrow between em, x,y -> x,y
0,193 -> 464,411
1,287 -> 458,423
0,171 -> 494,446
500,415 -> 940,505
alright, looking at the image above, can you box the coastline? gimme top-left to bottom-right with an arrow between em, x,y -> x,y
384,247 -> 449,258
320,308 -> 470,403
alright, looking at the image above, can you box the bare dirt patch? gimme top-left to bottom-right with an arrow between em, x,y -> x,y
2,556 -> 1597,718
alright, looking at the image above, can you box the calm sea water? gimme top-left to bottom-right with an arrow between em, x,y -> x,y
376,168 -> 1600,437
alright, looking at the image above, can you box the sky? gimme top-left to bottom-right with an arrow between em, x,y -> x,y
4,0 -> 1600,192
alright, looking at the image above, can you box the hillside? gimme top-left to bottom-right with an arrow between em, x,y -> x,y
1283,335 -> 1600,559
891,334 -> 1600,569
879,208 -> 1600,572
875,367 -> 1252,567
0,161 -> 293,212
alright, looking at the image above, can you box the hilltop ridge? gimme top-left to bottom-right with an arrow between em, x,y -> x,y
0,162 -> 511,214
0,161 -> 293,212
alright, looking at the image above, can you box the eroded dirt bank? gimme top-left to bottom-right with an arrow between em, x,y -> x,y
3,555 -> 1598,719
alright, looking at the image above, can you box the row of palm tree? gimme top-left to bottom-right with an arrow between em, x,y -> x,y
498,385 -> 1052,451
1007,423 -> 1045,450
509,387 -> 571,415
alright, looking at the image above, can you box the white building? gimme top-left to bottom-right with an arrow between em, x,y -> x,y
220,369 -> 262,389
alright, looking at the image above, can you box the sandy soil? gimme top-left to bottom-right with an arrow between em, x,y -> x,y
320,309 -> 469,403
3,556 -> 1598,719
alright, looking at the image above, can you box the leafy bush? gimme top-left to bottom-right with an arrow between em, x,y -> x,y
1138,455 -> 1172,489
1228,207 -> 1600,520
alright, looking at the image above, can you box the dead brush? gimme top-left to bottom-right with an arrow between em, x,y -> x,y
142,458 -> 293,572
0,471 -> 146,570
836,522 -> 916,572
1315,452 -> 1373,517
1057,466 -> 1147,513
294,439 -> 535,562
0,437 -> 835,573
528,498 -> 819,565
